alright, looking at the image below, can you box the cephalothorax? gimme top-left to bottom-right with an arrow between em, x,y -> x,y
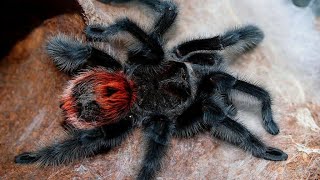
15,0 -> 288,179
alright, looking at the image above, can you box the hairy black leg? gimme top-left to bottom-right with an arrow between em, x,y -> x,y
220,25 -> 264,53
203,95 -> 237,123
87,48 -> 123,70
221,93 -> 237,117
174,92 -> 236,138
46,35 -> 122,73
85,18 -> 164,59
152,1 -> 178,36
182,52 -> 223,66
233,80 -> 279,135
174,25 -> 264,57
174,102 -> 207,138
101,0 -> 177,36
210,117 -> 288,161
92,0 -> 177,65
205,72 -> 279,135
137,115 -> 172,180
15,120 -> 133,166
174,36 -> 221,58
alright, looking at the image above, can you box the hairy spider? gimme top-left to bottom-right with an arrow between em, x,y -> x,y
15,0 -> 288,179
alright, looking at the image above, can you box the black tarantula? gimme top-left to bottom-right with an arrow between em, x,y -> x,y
15,0 -> 288,179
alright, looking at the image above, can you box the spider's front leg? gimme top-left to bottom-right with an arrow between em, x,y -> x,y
15,119 -> 133,166
209,117 -> 288,161
138,115 -> 173,180
100,0 -> 178,36
151,0 -> 178,36
86,0 -> 178,65
85,18 -> 164,59
173,25 -> 264,59
46,35 -> 122,73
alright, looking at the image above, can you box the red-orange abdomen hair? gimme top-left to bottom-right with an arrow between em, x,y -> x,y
60,68 -> 137,129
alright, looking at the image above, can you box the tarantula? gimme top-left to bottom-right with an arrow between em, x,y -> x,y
15,0 -> 288,179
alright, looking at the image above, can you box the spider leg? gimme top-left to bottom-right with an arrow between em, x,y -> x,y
206,72 -> 279,135
46,35 -> 122,73
151,0 -> 178,36
209,117 -> 288,161
85,18 -> 164,58
137,115 -> 173,180
174,25 -> 264,57
86,18 -> 165,65
233,80 -> 279,135
15,120 -> 133,166
174,92 -> 236,138
204,94 -> 237,120
174,102 -> 207,138
99,0 -> 177,36
181,52 -> 224,66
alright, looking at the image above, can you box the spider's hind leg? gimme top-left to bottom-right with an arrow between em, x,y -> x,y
15,120 -> 133,166
46,35 -> 122,73
233,79 -> 279,135
209,117 -> 288,161
205,72 -> 279,135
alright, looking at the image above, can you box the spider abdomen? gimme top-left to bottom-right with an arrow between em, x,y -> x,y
61,68 -> 137,129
